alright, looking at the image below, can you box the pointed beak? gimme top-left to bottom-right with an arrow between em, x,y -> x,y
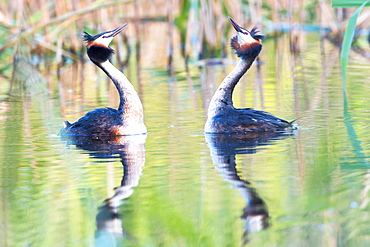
107,23 -> 129,38
228,17 -> 243,33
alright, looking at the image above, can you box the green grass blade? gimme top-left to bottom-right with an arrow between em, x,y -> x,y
340,0 -> 369,92
342,94 -> 370,169
332,0 -> 370,8
337,0 -> 370,169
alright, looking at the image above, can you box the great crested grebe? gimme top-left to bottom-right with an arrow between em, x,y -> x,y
205,17 -> 294,133
60,23 -> 147,136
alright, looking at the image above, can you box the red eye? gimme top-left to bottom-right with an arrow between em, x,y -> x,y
244,32 -> 249,35
102,36 -> 106,38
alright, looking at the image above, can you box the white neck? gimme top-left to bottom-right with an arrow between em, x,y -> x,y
98,60 -> 144,121
206,59 -> 254,118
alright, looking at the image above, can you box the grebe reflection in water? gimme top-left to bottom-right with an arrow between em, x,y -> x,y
206,132 -> 291,243
63,135 -> 146,245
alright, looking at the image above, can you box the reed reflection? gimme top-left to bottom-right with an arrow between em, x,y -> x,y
62,135 -> 146,246
206,132 -> 291,244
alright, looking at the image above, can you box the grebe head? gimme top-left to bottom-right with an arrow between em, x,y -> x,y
83,23 -> 128,63
228,17 -> 264,60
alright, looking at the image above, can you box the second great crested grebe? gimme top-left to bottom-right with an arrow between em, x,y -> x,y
60,23 -> 147,136
205,17 -> 294,133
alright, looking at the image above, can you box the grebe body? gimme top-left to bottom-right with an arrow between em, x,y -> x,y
60,23 -> 146,136
205,17 -> 294,133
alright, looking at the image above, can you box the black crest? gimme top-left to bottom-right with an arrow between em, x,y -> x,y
83,31 -> 106,42
83,31 -> 94,42
250,27 -> 265,40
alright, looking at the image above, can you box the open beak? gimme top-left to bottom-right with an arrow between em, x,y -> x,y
228,17 -> 243,32
107,23 -> 129,38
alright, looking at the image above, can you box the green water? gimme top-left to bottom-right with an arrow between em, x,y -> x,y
1,29 -> 370,247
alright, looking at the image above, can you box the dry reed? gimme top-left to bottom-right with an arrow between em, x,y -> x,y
0,0 -> 369,66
